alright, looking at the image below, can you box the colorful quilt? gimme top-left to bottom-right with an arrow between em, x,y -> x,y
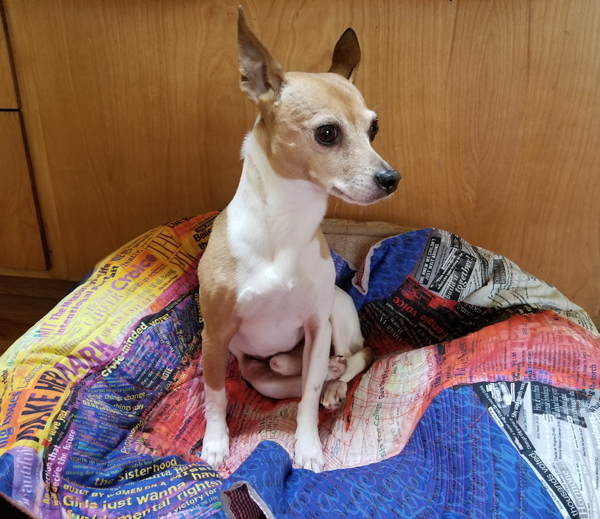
0,213 -> 599,518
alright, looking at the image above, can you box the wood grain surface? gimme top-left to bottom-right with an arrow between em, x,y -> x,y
0,10 -> 17,108
0,112 -> 46,270
2,0 -> 599,317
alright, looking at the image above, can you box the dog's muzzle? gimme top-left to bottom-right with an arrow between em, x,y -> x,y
375,169 -> 401,194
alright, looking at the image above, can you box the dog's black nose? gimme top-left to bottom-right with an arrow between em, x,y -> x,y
375,169 -> 401,194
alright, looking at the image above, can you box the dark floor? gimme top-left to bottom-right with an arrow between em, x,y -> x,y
0,276 -> 74,355
0,277 -> 72,519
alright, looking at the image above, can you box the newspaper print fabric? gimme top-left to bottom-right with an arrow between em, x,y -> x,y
0,216 -> 598,518
219,386 -> 565,519
0,214 -> 223,519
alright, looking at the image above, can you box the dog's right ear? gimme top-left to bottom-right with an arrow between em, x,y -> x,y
238,6 -> 284,104
329,28 -> 361,83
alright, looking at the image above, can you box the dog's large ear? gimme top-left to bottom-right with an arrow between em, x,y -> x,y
238,6 -> 284,104
328,28 -> 361,83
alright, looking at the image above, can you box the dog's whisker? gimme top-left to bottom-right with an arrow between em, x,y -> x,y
334,197 -> 342,217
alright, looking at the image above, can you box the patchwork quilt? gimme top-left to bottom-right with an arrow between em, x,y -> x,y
0,213 -> 598,518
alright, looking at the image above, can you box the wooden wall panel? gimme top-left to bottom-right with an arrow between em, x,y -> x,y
0,112 -> 47,270
2,0 -> 599,317
0,9 -> 17,108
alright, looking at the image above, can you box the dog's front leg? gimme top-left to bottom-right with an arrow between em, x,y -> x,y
200,309 -> 239,471
294,317 -> 331,472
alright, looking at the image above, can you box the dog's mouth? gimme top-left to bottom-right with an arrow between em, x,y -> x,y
330,186 -> 387,206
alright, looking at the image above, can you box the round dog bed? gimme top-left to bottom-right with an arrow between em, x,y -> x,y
0,213 -> 598,518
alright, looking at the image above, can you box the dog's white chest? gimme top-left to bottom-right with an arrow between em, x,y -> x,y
230,246 -> 335,358
222,142 -> 338,359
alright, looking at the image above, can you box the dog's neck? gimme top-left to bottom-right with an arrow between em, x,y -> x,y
227,129 -> 328,259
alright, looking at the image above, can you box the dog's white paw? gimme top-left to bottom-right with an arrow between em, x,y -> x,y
321,380 -> 348,410
294,430 -> 325,472
201,427 -> 230,470
325,355 -> 347,381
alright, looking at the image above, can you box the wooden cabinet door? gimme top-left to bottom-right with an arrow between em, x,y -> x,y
0,112 -> 47,270
0,12 -> 17,108
0,13 -> 47,270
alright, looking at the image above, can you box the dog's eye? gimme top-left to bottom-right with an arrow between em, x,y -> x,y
369,119 -> 379,142
315,125 -> 338,146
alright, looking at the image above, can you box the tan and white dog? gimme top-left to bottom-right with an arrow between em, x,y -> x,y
198,7 -> 400,472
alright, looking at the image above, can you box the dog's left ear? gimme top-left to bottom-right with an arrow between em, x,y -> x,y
329,28 -> 361,83
238,6 -> 284,104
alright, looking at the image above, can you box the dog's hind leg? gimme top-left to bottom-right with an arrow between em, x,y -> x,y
270,340 -> 347,381
269,342 -> 304,376
239,355 -> 303,399
330,286 -> 365,356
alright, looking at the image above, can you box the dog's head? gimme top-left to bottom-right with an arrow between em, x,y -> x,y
237,7 -> 400,205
